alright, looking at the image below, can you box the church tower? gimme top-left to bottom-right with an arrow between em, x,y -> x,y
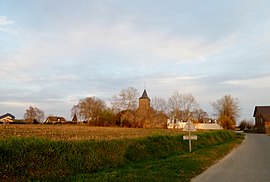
139,89 -> 150,109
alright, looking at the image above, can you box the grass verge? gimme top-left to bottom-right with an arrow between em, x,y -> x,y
0,131 -> 244,181
62,135 -> 244,182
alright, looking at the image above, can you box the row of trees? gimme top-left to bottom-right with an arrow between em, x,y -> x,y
71,97 -> 116,126
70,87 -> 241,129
23,86 -> 241,129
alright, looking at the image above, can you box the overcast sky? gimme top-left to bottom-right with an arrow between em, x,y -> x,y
1,0 -> 270,121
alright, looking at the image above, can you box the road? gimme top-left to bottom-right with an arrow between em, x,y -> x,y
192,133 -> 270,182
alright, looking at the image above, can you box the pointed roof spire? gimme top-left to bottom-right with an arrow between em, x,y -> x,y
140,89 -> 150,100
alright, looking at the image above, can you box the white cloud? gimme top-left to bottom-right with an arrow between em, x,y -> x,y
222,76 -> 270,89
2,20 -> 225,77
0,101 -> 31,107
0,16 -> 17,34
0,16 -> 13,25
2,1 -> 270,121
48,21 -> 229,66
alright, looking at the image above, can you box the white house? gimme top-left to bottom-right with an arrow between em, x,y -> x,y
0,113 -> 15,123
167,119 -> 222,130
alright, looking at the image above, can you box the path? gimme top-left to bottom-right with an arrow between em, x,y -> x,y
192,133 -> 270,182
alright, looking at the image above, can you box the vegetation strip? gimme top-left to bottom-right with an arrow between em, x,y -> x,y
65,138 -> 243,182
0,131 -> 243,181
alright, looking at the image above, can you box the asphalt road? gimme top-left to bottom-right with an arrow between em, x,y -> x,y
192,133 -> 270,182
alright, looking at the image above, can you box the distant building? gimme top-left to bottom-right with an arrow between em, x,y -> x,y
253,106 -> 270,134
44,116 -> 66,124
0,113 -> 15,124
117,89 -> 168,128
167,119 -> 223,130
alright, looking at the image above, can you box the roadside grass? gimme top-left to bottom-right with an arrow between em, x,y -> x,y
55,133 -> 244,182
0,129 -> 244,181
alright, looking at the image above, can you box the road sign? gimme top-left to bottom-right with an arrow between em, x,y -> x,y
183,119 -> 197,152
183,135 -> 198,140
183,120 -> 196,131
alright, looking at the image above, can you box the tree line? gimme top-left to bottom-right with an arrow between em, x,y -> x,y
23,86 -> 241,129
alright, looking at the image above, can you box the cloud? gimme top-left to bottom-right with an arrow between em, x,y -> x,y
1,19 -> 227,80
0,16 -> 13,25
1,1 -> 270,121
221,75 -> 270,89
0,16 -> 17,34
74,22 -> 225,62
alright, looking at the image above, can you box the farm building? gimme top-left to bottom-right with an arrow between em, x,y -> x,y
117,89 -> 168,128
44,116 -> 66,124
253,106 -> 270,134
0,113 -> 15,124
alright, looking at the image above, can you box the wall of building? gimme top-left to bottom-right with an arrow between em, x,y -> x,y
167,120 -> 223,130
264,121 -> 270,134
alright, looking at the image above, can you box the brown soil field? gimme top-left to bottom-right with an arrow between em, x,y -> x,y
0,124 -> 183,141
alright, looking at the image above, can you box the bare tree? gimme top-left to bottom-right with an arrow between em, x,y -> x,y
111,86 -> 139,113
168,91 -> 199,121
211,94 -> 240,129
193,108 -> 208,123
72,96 -> 106,124
151,97 -> 168,114
24,106 -> 45,123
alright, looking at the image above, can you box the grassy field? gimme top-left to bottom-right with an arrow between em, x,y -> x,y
0,124 -> 244,181
0,124 -> 183,141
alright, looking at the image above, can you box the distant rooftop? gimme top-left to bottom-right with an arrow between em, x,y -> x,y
0,113 -> 15,119
253,106 -> 270,121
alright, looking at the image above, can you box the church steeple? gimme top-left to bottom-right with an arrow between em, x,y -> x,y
139,89 -> 150,109
140,89 -> 150,100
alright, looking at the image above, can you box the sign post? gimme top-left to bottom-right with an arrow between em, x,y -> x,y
183,119 -> 197,152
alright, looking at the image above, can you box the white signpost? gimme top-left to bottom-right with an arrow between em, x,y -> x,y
183,119 -> 197,152
183,135 -> 198,140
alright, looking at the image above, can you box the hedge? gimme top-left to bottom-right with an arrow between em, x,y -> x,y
0,130 -> 236,181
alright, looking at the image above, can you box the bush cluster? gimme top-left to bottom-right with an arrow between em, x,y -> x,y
0,131 -> 236,181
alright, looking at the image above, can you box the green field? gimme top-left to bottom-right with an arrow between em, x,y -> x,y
0,125 -> 244,181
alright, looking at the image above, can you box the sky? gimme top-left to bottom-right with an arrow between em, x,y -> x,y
1,0 -> 270,122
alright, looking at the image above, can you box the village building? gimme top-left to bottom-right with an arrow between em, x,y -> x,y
253,106 -> 270,134
117,89 -> 168,128
44,116 -> 66,124
0,113 -> 15,124
167,119 -> 223,130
